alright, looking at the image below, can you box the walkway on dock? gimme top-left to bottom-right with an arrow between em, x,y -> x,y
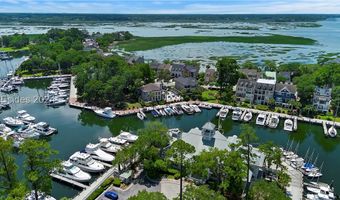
283,160 -> 303,200
22,74 -> 71,80
73,167 -> 117,200
50,173 -> 88,189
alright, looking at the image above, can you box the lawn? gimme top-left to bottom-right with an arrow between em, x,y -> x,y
317,115 -> 340,122
118,34 -> 316,51
0,46 -> 29,52
201,90 -> 219,101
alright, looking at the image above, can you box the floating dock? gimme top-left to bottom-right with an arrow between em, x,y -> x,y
50,173 -> 88,189
240,110 -> 247,121
293,117 -> 298,131
323,122 -> 328,136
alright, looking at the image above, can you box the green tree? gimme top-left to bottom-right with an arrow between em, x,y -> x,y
277,170 -> 291,189
0,138 -> 21,197
175,184 -> 226,200
216,58 -> 240,101
166,140 -> 195,199
331,86 -> 340,116
20,139 -> 59,200
263,60 -> 277,72
128,190 -> 167,200
249,180 -> 290,200
242,60 -> 259,71
294,74 -> 315,104
239,124 -> 258,198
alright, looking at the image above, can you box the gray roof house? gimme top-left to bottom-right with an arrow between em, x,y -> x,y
236,79 -> 256,103
174,77 -> 198,90
184,65 -> 199,78
240,68 -> 262,81
170,63 -> 186,78
140,82 -> 164,102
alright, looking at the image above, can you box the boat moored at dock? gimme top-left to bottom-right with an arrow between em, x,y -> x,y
84,143 -> 114,162
54,161 -> 91,182
94,107 -> 116,119
256,113 -> 266,126
117,131 -> 138,143
69,152 -> 105,173
284,119 -> 294,132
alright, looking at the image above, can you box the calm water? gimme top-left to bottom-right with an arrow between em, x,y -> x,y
0,80 -> 339,198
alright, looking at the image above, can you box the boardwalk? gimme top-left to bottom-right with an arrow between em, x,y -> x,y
23,74 -> 71,80
283,161 -> 303,200
50,173 -> 88,189
73,167 -> 117,200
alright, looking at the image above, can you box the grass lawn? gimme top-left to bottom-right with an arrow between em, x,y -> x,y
201,90 -> 219,101
118,34 -> 316,51
127,102 -> 142,109
317,115 -> 340,122
0,46 -> 29,52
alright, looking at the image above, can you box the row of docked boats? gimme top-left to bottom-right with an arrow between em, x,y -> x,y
43,77 -> 70,107
52,131 -> 138,184
0,110 -> 57,147
150,103 -> 201,118
0,51 -> 12,60
304,181 -> 336,200
0,75 -> 24,93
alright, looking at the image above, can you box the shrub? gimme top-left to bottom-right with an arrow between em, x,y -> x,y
87,177 -> 115,200
113,178 -> 121,187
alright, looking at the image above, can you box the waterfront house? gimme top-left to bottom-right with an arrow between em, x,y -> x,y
140,82 -> 164,102
174,77 -> 197,90
126,55 -> 145,65
83,38 -> 99,51
313,86 -> 332,113
254,79 -> 276,105
149,60 -> 171,73
181,122 -> 265,181
235,79 -> 255,103
239,68 -> 261,81
170,63 -> 186,78
204,68 -> 216,83
183,65 -> 199,78
274,83 -> 297,105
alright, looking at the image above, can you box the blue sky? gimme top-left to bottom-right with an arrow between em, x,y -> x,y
0,0 -> 339,14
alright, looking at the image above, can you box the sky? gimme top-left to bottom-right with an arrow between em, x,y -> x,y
0,0 -> 340,14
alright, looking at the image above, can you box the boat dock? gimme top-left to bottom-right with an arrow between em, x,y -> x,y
283,160 -> 304,200
240,110 -> 247,121
293,117 -> 298,131
50,173 -> 88,189
73,167 -> 117,200
22,74 -> 71,80
323,121 -> 328,136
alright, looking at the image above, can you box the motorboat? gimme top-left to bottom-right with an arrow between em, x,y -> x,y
175,105 -> 184,115
164,107 -> 174,115
137,112 -> 144,120
0,100 -> 10,109
198,103 -> 212,109
168,128 -> 181,139
140,110 -> 147,118
328,126 -> 337,138
108,137 -> 128,145
181,104 -> 194,115
150,110 -> 159,117
17,124 -> 40,139
159,109 -> 167,116
32,122 -> 57,136
117,131 -> 138,142
307,170 -> 323,178
268,115 -> 280,128
190,104 -> 201,113
25,191 -> 56,200
243,112 -> 252,122
306,185 -> 335,199
99,138 -> 121,153
231,109 -> 242,121
219,107 -> 229,120
1,85 -> 18,93
94,107 -> 116,119
284,119 -> 294,132
11,77 -> 24,85
69,152 -> 105,173
45,98 -> 67,106
17,110 -> 36,122
0,123 -> 13,135
84,143 -> 114,162
3,117 -> 24,127
256,113 -> 266,126
55,161 -> 91,182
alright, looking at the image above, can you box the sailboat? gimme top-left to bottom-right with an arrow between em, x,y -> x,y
328,126 -> 337,138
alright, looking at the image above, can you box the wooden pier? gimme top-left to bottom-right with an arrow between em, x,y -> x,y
50,173 -> 88,189
293,117 -> 298,131
22,74 -> 71,80
240,110 -> 247,121
323,122 -> 328,136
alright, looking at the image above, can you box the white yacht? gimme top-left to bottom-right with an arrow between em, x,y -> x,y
284,119 -> 294,132
99,138 -> 121,153
243,112 -> 252,122
0,123 -> 13,135
181,104 -> 194,115
55,161 -> 91,182
45,98 -> 67,106
231,109 -> 242,121
94,107 -> 116,119
307,170 -> 323,178
108,136 -> 127,145
32,122 -> 57,136
17,124 -> 40,139
25,191 -> 56,200
137,112 -> 144,120
3,117 -> 24,127
84,143 -> 114,162
268,115 -> 280,128
306,185 -> 335,200
17,110 -> 36,122
328,126 -> 337,138
190,104 -> 201,113
11,77 -> 24,85
256,113 -> 266,126
219,108 -> 229,120
117,131 -> 138,142
69,152 -> 105,173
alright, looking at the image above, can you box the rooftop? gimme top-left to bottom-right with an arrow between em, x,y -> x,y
257,78 -> 276,85
141,83 -> 162,93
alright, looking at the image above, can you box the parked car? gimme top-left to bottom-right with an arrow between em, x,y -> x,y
104,191 -> 118,200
